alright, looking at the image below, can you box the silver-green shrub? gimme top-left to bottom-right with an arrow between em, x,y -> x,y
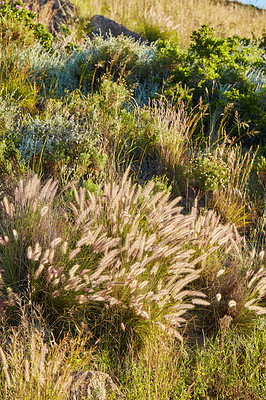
17,36 -> 159,98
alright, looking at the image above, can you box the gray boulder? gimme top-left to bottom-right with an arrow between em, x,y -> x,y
88,15 -> 147,43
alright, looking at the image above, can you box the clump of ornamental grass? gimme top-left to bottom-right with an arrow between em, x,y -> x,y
0,302 -> 94,400
0,171 -> 207,353
0,173 -> 63,300
131,97 -> 206,192
185,128 -> 258,232
1,171 -> 264,355
24,170 -> 211,352
26,170 -> 254,353
188,206 -> 266,338
211,141 -> 258,232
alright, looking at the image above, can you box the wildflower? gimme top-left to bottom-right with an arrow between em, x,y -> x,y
16,5 -> 22,10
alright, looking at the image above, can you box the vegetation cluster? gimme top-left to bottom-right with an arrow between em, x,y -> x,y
0,0 -> 265,398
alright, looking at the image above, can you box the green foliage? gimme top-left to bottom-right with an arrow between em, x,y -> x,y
256,156 -> 266,189
159,25 -> 266,143
0,64 -> 40,115
123,318 -> 266,399
187,319 -> 266,399
32,22 -> 53,50
13,89 -> 112,177
0,137 -> 21,177
221,86 -> 266,141
152,174 -> 172,193
0,0 -> 53,49
185,152 -> 229,192
72,35 -> 158,91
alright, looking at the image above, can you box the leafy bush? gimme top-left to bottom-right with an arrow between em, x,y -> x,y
256,156 -> 266,189
159,25 -> 266,144
0,137 -> 22,178
13,87 -> 119,177
17,35 -> 159,98
15,110 -> 104,177
185,152 -> 229,192
0,0 -> 53,49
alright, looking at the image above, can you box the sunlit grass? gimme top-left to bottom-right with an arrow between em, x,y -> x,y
72,0 -> 266,46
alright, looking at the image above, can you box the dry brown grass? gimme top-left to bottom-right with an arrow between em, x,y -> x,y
0,303 -> 94,400
71,0 -> 266,46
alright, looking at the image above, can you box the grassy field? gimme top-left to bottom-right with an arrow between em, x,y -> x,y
0,0 -> 265,398
72,0 -> 266,46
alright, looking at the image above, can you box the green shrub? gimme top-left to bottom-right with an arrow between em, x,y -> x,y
13,90 -> 110,177
185,152 -> 229,192
0,138 -> 21,177
159,25 -> 266,144
17,35 -> 160,99
256,156 -> 266,189
0,0 -> 53,49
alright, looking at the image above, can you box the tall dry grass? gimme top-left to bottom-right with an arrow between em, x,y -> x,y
0,303 -> 94,400
72,0 -> 266,46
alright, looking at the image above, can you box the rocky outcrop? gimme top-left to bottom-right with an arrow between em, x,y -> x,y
88,15 -> 147,43
69,370 -> 123,400
18,0 -> 77,36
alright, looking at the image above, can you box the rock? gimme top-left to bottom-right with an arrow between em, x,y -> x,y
18,0 -> 77,36
88,15 -> 147,43
69,370 -> 123,400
